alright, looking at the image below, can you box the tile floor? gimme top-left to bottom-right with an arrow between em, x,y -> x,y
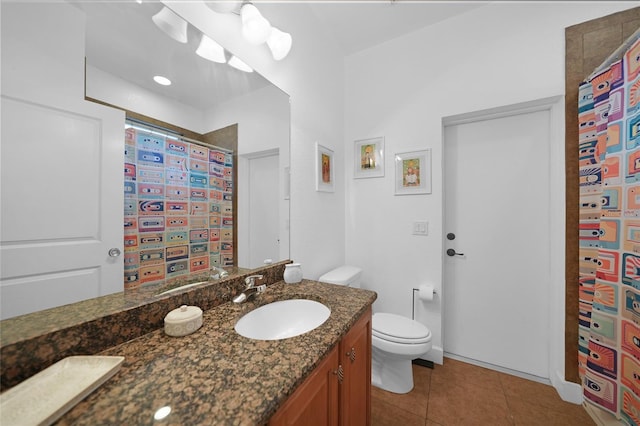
371,357 -> 596,426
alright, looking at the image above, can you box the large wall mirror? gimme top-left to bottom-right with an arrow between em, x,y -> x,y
0,1 -> 290,321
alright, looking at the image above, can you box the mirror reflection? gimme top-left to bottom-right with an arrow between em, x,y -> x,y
1,1 -> 290,320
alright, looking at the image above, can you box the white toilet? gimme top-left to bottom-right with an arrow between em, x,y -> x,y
318,266 -> 432,394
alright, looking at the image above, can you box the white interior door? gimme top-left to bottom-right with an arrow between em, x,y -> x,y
0,98 -> 124,320
0,2 -> 124,320
443,108 -> 551,379
248,153 -> 280,268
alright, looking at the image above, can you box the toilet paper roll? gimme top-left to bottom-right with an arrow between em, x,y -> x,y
418,284 -> 434,301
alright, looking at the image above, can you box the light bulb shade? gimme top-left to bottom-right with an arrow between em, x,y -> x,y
267,27 -> 292,60
196,35 -> 226,63
152,7 -> 188,43
240,3 -> 271,45
240,3 -> 261,23
205,1 -> 241,14
228,56 -> 253,73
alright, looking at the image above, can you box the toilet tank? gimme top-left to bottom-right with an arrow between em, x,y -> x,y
318,266 -> 362,288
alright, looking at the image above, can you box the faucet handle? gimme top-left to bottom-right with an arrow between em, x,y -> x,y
245,274 -> 264,287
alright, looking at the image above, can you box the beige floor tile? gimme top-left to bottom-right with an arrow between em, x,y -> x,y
427,379 -> 512,426
508,398 -> 595,426
431,358 -> 503,391
372,365 -> 430,418
371,357 -> 598,426
499,372 -> 574,413
372,395 -> 426,426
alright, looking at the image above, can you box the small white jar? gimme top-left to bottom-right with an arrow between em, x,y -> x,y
283,263 -> 303,284
164,305 -> 203,337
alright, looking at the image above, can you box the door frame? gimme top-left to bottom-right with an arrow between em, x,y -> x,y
441,96 -> 581,402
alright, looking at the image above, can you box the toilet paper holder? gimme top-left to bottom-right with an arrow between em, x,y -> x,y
411,287 -> 437,320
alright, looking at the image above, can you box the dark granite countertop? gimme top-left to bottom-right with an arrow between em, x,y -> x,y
54,280 -> 376,425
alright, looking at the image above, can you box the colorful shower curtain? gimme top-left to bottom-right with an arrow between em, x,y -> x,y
123,126 -> 235,289
578,36 -> 640,424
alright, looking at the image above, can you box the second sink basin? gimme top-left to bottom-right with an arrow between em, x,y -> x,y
234,299 -> 330,340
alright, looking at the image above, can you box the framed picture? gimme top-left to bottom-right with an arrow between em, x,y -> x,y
394,149 -> 431,195
354,137 -> 385,178
316,142 -> 335,192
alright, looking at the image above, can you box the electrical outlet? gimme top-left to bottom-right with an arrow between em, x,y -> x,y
412,221 -> 428,236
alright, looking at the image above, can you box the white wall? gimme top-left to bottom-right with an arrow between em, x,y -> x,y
165,2 -> 346,280
204,84 -> 289,154
204,85 -> 291,267
344,0 -> 635,385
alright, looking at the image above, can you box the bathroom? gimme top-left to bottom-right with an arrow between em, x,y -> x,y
2,0 -> 639,424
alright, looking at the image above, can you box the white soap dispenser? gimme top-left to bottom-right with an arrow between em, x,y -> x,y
283,263 -> 303,284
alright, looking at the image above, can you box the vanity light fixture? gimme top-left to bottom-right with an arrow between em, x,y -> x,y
196,35 -> 227,63
152,6 -> 188,44
266,27 -> 292,61
240,2 -> 272,45
153,75 -> 172,86
228,55 -> 253,73
205,0 -> 242,14
206,1 -> 293,61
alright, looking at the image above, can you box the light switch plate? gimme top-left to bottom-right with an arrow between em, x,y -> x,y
412,221 -> 428,236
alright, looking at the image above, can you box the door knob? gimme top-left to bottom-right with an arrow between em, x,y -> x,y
446,248 -> 464,257
447,233 -> 456,240
108,248 -> 122,257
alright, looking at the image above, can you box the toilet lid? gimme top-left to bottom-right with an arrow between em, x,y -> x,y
372,313 -> 431,344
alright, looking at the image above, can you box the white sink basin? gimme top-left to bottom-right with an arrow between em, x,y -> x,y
234,299 -> 330,340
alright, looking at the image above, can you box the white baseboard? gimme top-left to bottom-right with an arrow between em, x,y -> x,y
443,352 -> 551,385
551,370 -> 583,404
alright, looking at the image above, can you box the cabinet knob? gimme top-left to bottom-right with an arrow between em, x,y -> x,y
333,365 -> 344,383
346,347 -> 356,362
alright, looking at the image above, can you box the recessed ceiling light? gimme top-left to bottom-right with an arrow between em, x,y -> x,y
153,75 -> 172,86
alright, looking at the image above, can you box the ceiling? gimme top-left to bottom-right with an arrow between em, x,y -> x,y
74,1 -> 485,111
305,1 -> 486,55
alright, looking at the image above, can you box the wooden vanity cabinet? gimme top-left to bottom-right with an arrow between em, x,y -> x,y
268,344 -> 340,426
339,307 -> 372,426
269,307 -> 372,426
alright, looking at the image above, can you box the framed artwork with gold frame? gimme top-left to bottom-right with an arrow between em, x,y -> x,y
354,137 -> 385,178
394,149 -> 431,195
316,142 -> 335,192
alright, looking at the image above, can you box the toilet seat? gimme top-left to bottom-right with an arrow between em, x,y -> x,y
372,313 -> 431,344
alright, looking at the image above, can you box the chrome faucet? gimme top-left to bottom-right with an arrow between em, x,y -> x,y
232,275 -> 265,303
210,266 -> 229,280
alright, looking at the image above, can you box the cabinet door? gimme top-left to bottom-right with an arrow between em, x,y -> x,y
269,345 -> 339,426
340,307 -> 372,426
